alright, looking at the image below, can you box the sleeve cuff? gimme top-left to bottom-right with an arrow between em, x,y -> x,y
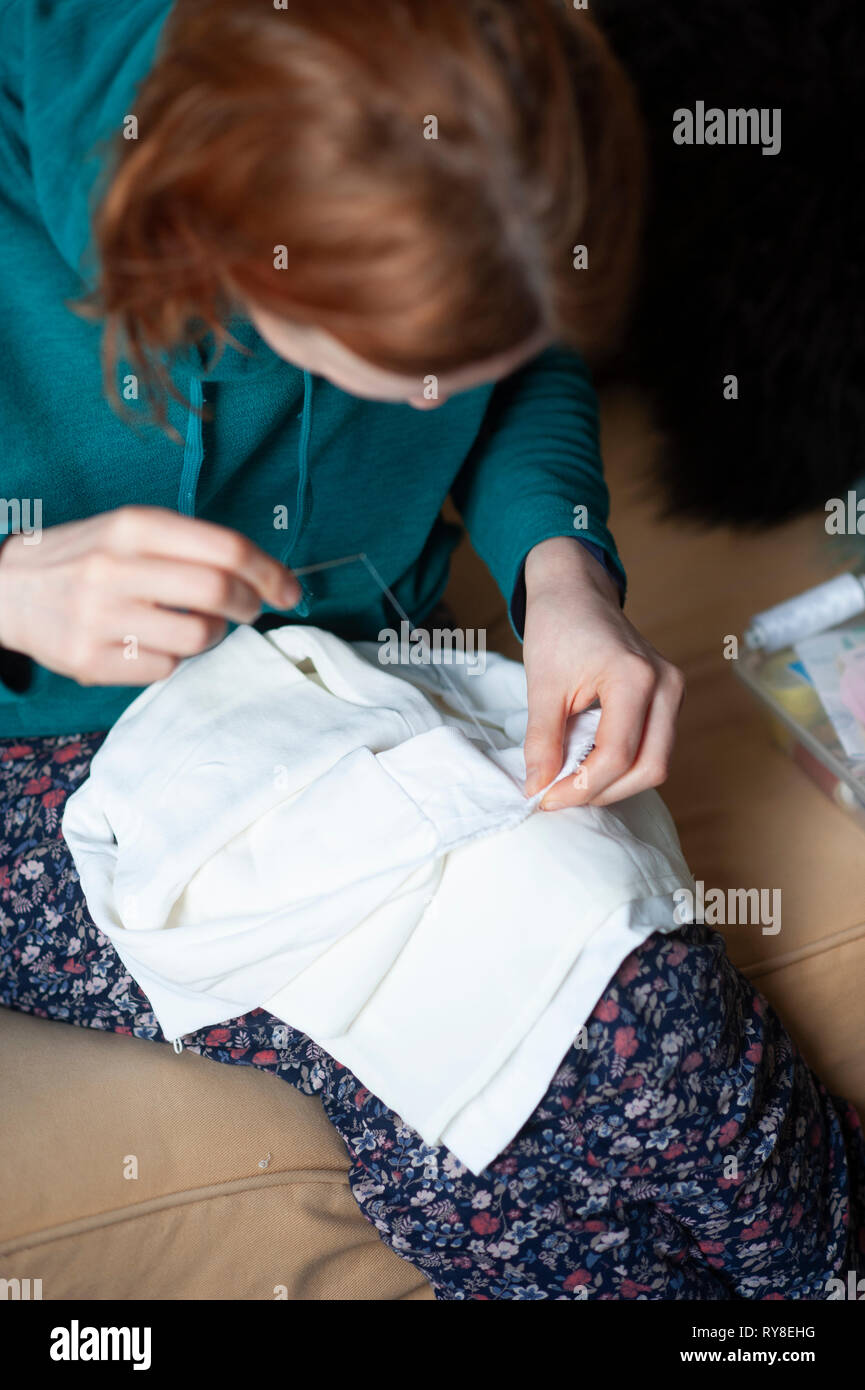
0,646 -> 33,695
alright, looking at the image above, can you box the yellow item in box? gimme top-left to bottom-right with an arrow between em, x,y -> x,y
760,651 -> 823,751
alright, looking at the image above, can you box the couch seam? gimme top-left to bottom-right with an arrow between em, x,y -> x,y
0,1168 -> 349,1256
738,918 -> 865,979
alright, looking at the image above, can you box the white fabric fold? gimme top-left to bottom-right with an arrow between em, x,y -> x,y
63,623 -> 694,1173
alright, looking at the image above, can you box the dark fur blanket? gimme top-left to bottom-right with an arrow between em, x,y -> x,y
595,0 -> 864,526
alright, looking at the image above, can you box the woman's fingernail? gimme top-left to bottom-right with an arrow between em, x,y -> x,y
541,798 -> 565,812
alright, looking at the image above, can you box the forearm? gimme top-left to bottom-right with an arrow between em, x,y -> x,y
452,345 -> 626,635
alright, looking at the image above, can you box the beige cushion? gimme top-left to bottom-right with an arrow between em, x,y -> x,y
0,1009 -> 432,1300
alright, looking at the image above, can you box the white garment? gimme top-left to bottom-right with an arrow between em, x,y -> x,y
63,624 -> 694,1173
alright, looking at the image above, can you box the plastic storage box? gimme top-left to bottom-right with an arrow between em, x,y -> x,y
735,617 -> 865,830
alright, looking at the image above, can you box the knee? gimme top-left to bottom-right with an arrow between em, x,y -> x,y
580,924 -> 757,1107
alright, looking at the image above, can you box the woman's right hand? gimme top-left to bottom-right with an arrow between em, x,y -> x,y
0,506 -> 300,686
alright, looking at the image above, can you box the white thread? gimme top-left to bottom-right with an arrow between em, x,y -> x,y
291,554 -> 366,578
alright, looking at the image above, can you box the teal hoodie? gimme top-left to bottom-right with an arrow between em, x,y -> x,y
0,0 -> 624,738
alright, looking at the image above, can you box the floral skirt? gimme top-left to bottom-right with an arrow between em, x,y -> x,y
1,732 -> 863,1300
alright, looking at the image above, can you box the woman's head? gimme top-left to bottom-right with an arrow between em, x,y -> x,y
86,0 -> 644,413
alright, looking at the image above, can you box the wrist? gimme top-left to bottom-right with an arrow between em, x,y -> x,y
525,536 -> 619,605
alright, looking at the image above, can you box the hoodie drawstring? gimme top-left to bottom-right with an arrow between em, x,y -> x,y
284,370 -> 314,556
178,368 -> 314,617
283,370 -> 315,616
178,375 -> 205,517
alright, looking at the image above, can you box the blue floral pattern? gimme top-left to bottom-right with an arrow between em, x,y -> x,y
1,732 -> 863,1300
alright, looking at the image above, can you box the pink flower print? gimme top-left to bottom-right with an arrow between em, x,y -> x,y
2,743 -> 33,760
741,1220 -> 769,1241
205,1027 -> 232,1046
614,1026 -> 639,1058
54,742 -> 82,763
593,998 -> 619,1022
621,1279 -> 653,1298
23,776 -> 51,795
617,955 -> 642,987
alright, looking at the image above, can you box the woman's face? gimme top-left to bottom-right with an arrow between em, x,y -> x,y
248,305 -> 549,408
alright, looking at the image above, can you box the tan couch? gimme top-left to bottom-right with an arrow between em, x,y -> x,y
2,389 -> 863,1299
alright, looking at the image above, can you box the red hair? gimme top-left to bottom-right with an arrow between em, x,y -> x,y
82,0 -> 645,420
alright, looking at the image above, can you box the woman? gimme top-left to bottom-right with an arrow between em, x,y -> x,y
0,0 -> 862,1299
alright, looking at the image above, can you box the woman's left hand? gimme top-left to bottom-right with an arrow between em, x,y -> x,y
522,537 -> 685,809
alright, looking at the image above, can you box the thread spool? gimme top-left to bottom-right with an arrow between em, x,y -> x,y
744,574 -> 865,655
